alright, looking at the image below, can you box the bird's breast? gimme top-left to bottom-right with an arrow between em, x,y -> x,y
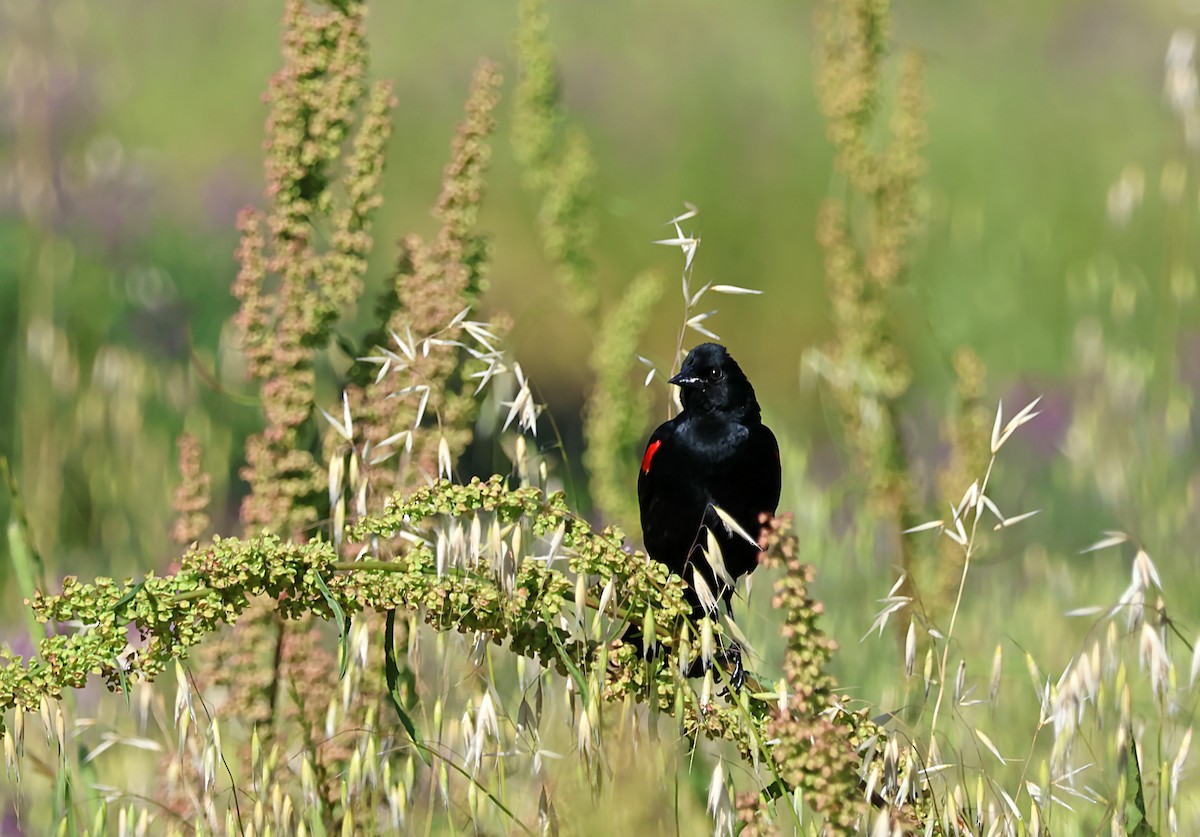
680,420 -> 751,465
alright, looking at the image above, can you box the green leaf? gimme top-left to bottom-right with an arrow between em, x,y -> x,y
337,614 -> 352,680
114,662 -> 131,707
545,620 -> 589,698
112,581 -> 145,620
384,609 -> 427,762
1125,738 -> 1158,836
3,457 -> 48,647
6,517 -> 44,650
313,572 -> 349,680
113,578 -> 146,703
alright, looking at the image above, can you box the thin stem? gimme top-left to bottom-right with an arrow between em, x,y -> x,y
928,454 -> 996,741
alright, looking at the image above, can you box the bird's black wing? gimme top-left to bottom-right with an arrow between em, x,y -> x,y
700,421 -> 781,586
752,423 -> 782,517
638,418 -> 707,581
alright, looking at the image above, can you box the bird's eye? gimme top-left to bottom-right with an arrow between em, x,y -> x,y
705,366 -> 722,382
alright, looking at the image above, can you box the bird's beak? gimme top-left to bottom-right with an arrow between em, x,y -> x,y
668,372 -> 703,388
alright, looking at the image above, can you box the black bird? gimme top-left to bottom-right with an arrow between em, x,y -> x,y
638,342 -> 781,626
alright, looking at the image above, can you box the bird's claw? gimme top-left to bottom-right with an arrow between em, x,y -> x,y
684,643 -> 747,695
717,644 -> 746,695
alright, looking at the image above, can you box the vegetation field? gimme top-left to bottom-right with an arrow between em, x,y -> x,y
1,0 -> 1197,833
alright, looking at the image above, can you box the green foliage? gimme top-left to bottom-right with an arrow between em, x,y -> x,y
3,0 -> 1200,834
513,0 -> 667,525
1,459 -> 47,649
1,476 -> 888,832
512,0 -> 598,317
812,0 -> 926,529
583,271 -> 664,530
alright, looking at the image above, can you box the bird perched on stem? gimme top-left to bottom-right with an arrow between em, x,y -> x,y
636,343 -> 781,680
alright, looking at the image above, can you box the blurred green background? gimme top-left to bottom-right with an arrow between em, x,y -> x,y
1,0 -> 1198,823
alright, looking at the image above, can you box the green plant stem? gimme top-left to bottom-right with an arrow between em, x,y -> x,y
928,454 -> 996,742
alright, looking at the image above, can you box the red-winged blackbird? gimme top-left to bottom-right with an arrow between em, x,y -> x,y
638,342 -> 781,623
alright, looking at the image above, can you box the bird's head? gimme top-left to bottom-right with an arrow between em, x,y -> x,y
669,342 -> 760,418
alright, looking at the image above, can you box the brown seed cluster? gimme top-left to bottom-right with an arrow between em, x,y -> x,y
170,432 -> 211,546
759,514 -> 869,833
348,60 -> 503,491
232,0 -> 394,536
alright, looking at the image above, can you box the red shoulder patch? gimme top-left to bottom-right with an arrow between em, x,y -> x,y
640,439 -> 663,474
